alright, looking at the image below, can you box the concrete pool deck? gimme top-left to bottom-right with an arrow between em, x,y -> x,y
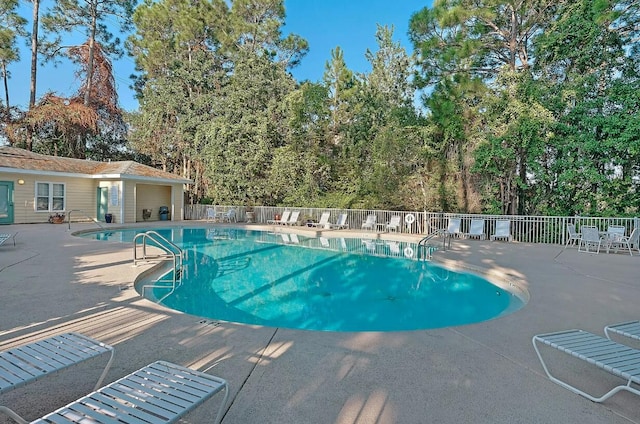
1,221 -> 640,423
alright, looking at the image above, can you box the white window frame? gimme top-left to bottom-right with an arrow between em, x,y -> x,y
35,182 -> 66,212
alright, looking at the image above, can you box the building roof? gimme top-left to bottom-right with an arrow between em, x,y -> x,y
0,146 -> 192,184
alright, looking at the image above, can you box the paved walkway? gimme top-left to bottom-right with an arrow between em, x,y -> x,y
1,222 -> 639,423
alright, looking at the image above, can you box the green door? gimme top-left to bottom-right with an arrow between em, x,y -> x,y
0,182 -> 14,224
97,187 -> 108,222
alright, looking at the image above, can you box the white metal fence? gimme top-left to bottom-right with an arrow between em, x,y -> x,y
185,205 -> 640,247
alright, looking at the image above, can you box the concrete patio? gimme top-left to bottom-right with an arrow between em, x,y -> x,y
1,222 -> 639,423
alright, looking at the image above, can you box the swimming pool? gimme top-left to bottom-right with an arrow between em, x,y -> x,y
81,227 -> 526,332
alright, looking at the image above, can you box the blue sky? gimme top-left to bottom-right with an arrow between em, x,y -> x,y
7,1 -> 428,112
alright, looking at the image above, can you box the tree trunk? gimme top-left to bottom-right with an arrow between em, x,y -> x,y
2,62 -> 9,121
29,0 -> 39,109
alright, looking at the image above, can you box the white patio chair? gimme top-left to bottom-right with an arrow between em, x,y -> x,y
285,211 -> 300,225
578,225 -> 604,254
604,225 -> 626,253
222,208 -> 236,223
361,214 -> 377,231
608,227 -> 637,256
385,215 -> 401,232
464,219 -> 486,240
310,212 -> 331,228
533,329 -> 640,403
490,220 -> 512,242
206,207 -> 217,222
446,218 -> 463,238
564,224 -> 581,249
329,213 -> 349,229
268,210 -> 290,225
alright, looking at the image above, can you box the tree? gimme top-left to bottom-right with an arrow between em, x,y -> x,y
0,0 -> 27,123
42,0 -> 135,107
533,0 -> 640,215
323,46 -> 357,145
227,0 -> 308,68
200,51 -> 295,205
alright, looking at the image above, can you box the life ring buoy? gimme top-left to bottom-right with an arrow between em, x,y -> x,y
404,246 -> 414,258
405,214 -> 416,225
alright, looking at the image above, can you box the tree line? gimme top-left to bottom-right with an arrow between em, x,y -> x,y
1,0 -> 639,216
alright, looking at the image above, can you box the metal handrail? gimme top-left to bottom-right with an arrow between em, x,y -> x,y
133,231 -> 183,285
67,209 -> 105,230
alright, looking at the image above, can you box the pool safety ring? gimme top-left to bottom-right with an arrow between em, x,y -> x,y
405,214 -> 416,225
404,246 -> 414,258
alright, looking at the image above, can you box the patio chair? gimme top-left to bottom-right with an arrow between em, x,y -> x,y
578,225 -> 604,254
222,208 -> 236,223
532,329 -> 640,402
564,224 -> 581,249
361,214 -> 377,231
285,210 -> 300,225
607,227 -> 637,256
385,215 -> 401,232
604,320 -> 640,343
23,361 -> 229,424
268,210 -> 290,225
464,219 -> 486,240
310,212 -> 331,228
1,333 -> 114,421
446,218 -> 463,238
0,233 -> 16,247
329,213 -> 349,229
206,207 -> 217,222
602,225 -> 625,250
490,220 -> 512,242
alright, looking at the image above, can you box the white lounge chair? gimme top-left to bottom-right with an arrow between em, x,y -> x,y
26,361 -> 229,424
385,216 -> 401,232
446,218 -> 462,238
310,212 -> 331,228
329,213 -> 349,229
268,210 -> 290,225
362,214 -> 377,231
490,220 -> 512,241
564,224 -> 581,249
0,233 -> 16,247
533,329 -> 640,402
605,320 -> 640,342
465,219 -> 486,240
285,211 -> 300,225
578,225 -> 604,254
0,332 -> 114,422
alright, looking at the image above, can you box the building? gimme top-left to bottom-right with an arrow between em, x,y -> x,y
0,146 -> 192,225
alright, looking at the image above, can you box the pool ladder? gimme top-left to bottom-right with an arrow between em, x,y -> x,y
417,229 -> 451,260
133,231 -> 183,285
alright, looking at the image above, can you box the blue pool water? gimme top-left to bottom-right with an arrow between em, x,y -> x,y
81,227 -> 525,332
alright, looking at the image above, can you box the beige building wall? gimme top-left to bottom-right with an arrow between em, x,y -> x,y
136,184 -> 172,222
4,173 -> 97,224
2,172 -> 187,225
122,180 -> 136,224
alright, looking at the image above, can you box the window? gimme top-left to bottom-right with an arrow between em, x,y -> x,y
36,182 -> 65,212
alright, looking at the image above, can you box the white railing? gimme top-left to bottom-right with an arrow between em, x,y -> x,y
185,205 -> 640,246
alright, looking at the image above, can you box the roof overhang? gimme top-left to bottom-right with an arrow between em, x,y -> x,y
0,167 -> 193,185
